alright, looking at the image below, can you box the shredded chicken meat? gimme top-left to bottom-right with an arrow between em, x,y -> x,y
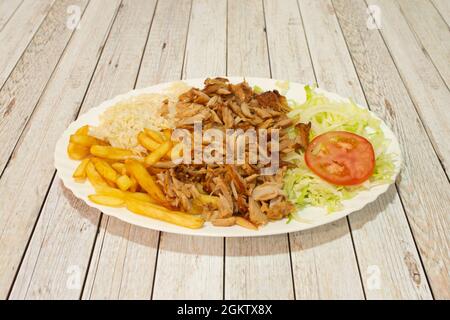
155,78 -> 310,228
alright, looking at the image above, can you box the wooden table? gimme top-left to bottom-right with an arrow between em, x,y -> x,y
0,0 -> 449,300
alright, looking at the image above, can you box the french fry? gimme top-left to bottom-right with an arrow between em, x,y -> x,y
72,158 -> 90,182
94,185 -> 124,198
161,130 -> 175,160
116,175 -> 132,191
162,128 -> 172,141
144,128 -> 165,143
125,159 -> 166,202
102,158 -> 119,165
212,217 -> 236,227
187,202 -> 203,215
67,126 -> 91,159
111,162 -> 127,175
124,192 -> 156,204
137,131 -> 160,152
86,162 -> 108,187
67,142 -> 90,160
235,217 -> 258,230
91,158 -> 118,183
70,134 -> 105,147
144,140 -> 172,166
106,180 -> 116,188
194,194 -> 219,207
94,185 -> 157,204
88,194 -> 124,207
125,198 -> 204,229
164,145 -> 174,160
138,130 -> 173,161
152,161 -> 176,169
75,125 -> 90,136
147,166 -> 166,175
129,176 -> 138,192
91,145 -> 135,161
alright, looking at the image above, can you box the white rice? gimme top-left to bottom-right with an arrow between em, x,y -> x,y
90,82 -> 190,153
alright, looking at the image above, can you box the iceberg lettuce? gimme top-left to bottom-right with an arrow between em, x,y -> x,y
284,85 -> 397,218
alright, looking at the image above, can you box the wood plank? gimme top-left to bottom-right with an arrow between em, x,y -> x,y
83,218 -> 159,300
83,1 -> 180,299
134,0 -> 191,88
0,0 -> 54,87
224,0 -> 294,300
269,0 -> 407,300
431,0 -> 450,26
398,0 -> 450,88
83,0 -> 191,299
263,0 -> 314,82
153,235 -> 223,300
347,194 -> 432,299
298,0 -> 366,98
182,0 -> 227,79
5,0 -> 123,300
333,0 -> 449,299
0,0 -> 23,31
0,0 -> 84,176
0,0 -> 94,300
151,0 -> 226,300
227,0 -> 270,78
299,0 -> 432,299
13,0 -> 159,300
276,0 -> 363,299
366,0 -> 450,175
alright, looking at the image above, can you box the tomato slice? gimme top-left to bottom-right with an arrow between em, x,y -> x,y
305,131 -> 375,186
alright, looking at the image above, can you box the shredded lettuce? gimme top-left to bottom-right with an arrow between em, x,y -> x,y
254,81 -> 290,95
284,85 -> 397,218
275,80 -> 290,95
253,85 -> 263,94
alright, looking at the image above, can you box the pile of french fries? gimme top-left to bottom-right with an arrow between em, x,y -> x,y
67,125 -> 205,229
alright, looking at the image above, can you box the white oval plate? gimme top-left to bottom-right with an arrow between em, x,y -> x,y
55,77 -> 401,237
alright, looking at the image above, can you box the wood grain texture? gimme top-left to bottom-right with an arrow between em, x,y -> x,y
152,0 -> 226,300
83,218 -> 159,300
0,0 -> 23,31
300,0 -> 432,299
263,0 -> 314,83
182,0 -> 227,79
398,0 -> 450,88
77,0 -> 161,300
153,234 -> 224,300
265,0 -> 365,300
84,0 -> 192,300
298,0 -> 365,98
301,0 -> 433,300
5,0 -> 122,300
366,0 -> 450,176
347,192 -> 432,299
0,0 -> 93,300
12,0 -> 159,300
227,0 -> 270,78
431,0 -> 450,26
81,0 -> 190,300
0,0 -> 54,87
334,0 -> 450,299
225,0 -> 294,300
295,0 -> 367,299
0,0 -> 86,175
135,0 -> 192,89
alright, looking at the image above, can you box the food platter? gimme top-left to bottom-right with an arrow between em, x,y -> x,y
54,77 -> 402,237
